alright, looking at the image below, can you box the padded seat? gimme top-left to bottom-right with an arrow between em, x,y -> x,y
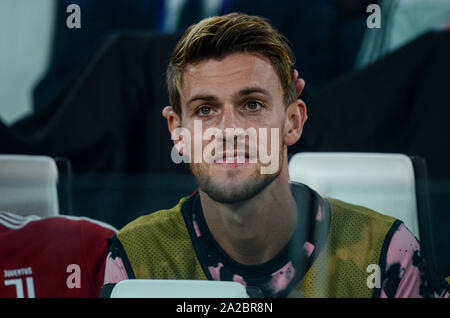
110,279 -> 250,298
289,152 -> 420,238
0,155 -> 59,217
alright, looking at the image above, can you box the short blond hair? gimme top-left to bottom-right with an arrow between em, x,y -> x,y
167,13 -> 296,115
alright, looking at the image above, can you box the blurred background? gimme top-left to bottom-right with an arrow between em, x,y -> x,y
0,0 -> 449,284
1,0 -> 449,123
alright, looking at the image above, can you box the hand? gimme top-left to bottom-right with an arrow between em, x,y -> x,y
294,69 -> 305,98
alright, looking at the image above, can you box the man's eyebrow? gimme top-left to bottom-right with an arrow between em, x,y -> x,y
186,94 -> 218,105
237,87 -> 271,98
186,87 -> 271,105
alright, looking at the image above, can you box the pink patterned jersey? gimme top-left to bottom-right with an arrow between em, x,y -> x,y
103,184 -> 449,298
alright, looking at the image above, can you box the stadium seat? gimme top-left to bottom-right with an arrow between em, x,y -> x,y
0,155 -> 59,217
288,152 -> 422,237
109,279 -> 250,298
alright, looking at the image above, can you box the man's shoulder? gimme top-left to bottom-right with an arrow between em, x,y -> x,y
326,198 -> 398,226
118,196 -> 190,238
324,197 -> 400,248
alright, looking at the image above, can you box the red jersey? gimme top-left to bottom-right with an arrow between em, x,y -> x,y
0,211 -> 116,298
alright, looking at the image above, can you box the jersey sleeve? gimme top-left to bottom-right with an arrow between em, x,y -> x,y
100,235 -> 137,297
103,235 -> 135,285
379,223 -> 446,298
103,252 -> 129,284
79,219 -> 117,297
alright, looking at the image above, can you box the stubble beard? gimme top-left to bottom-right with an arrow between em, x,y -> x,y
190,148 -> 284,204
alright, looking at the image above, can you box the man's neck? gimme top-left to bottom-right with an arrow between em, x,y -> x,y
199,173 -> 298,266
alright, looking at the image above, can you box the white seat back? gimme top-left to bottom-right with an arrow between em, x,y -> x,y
0,155 -> 59,217
110,279 -> 249,298
288,152 -> 420,238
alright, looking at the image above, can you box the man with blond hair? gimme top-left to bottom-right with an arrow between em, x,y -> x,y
102,13 -> 448,298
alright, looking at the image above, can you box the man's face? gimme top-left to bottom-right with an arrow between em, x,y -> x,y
178,53 -> 289,204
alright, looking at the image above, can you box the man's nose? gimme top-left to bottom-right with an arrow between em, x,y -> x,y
220,104 -> 237,131
218,105 -> 247,147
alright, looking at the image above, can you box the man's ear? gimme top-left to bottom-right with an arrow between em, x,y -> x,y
162,106 -> 184,153
162,106 -> 181,133
283,99 -> 308,147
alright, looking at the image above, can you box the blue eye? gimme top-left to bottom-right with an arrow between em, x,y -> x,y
198,106 -> 213,116
246,101 -> 262,111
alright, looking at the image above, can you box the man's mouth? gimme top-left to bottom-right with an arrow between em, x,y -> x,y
213,152 -> 250,164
